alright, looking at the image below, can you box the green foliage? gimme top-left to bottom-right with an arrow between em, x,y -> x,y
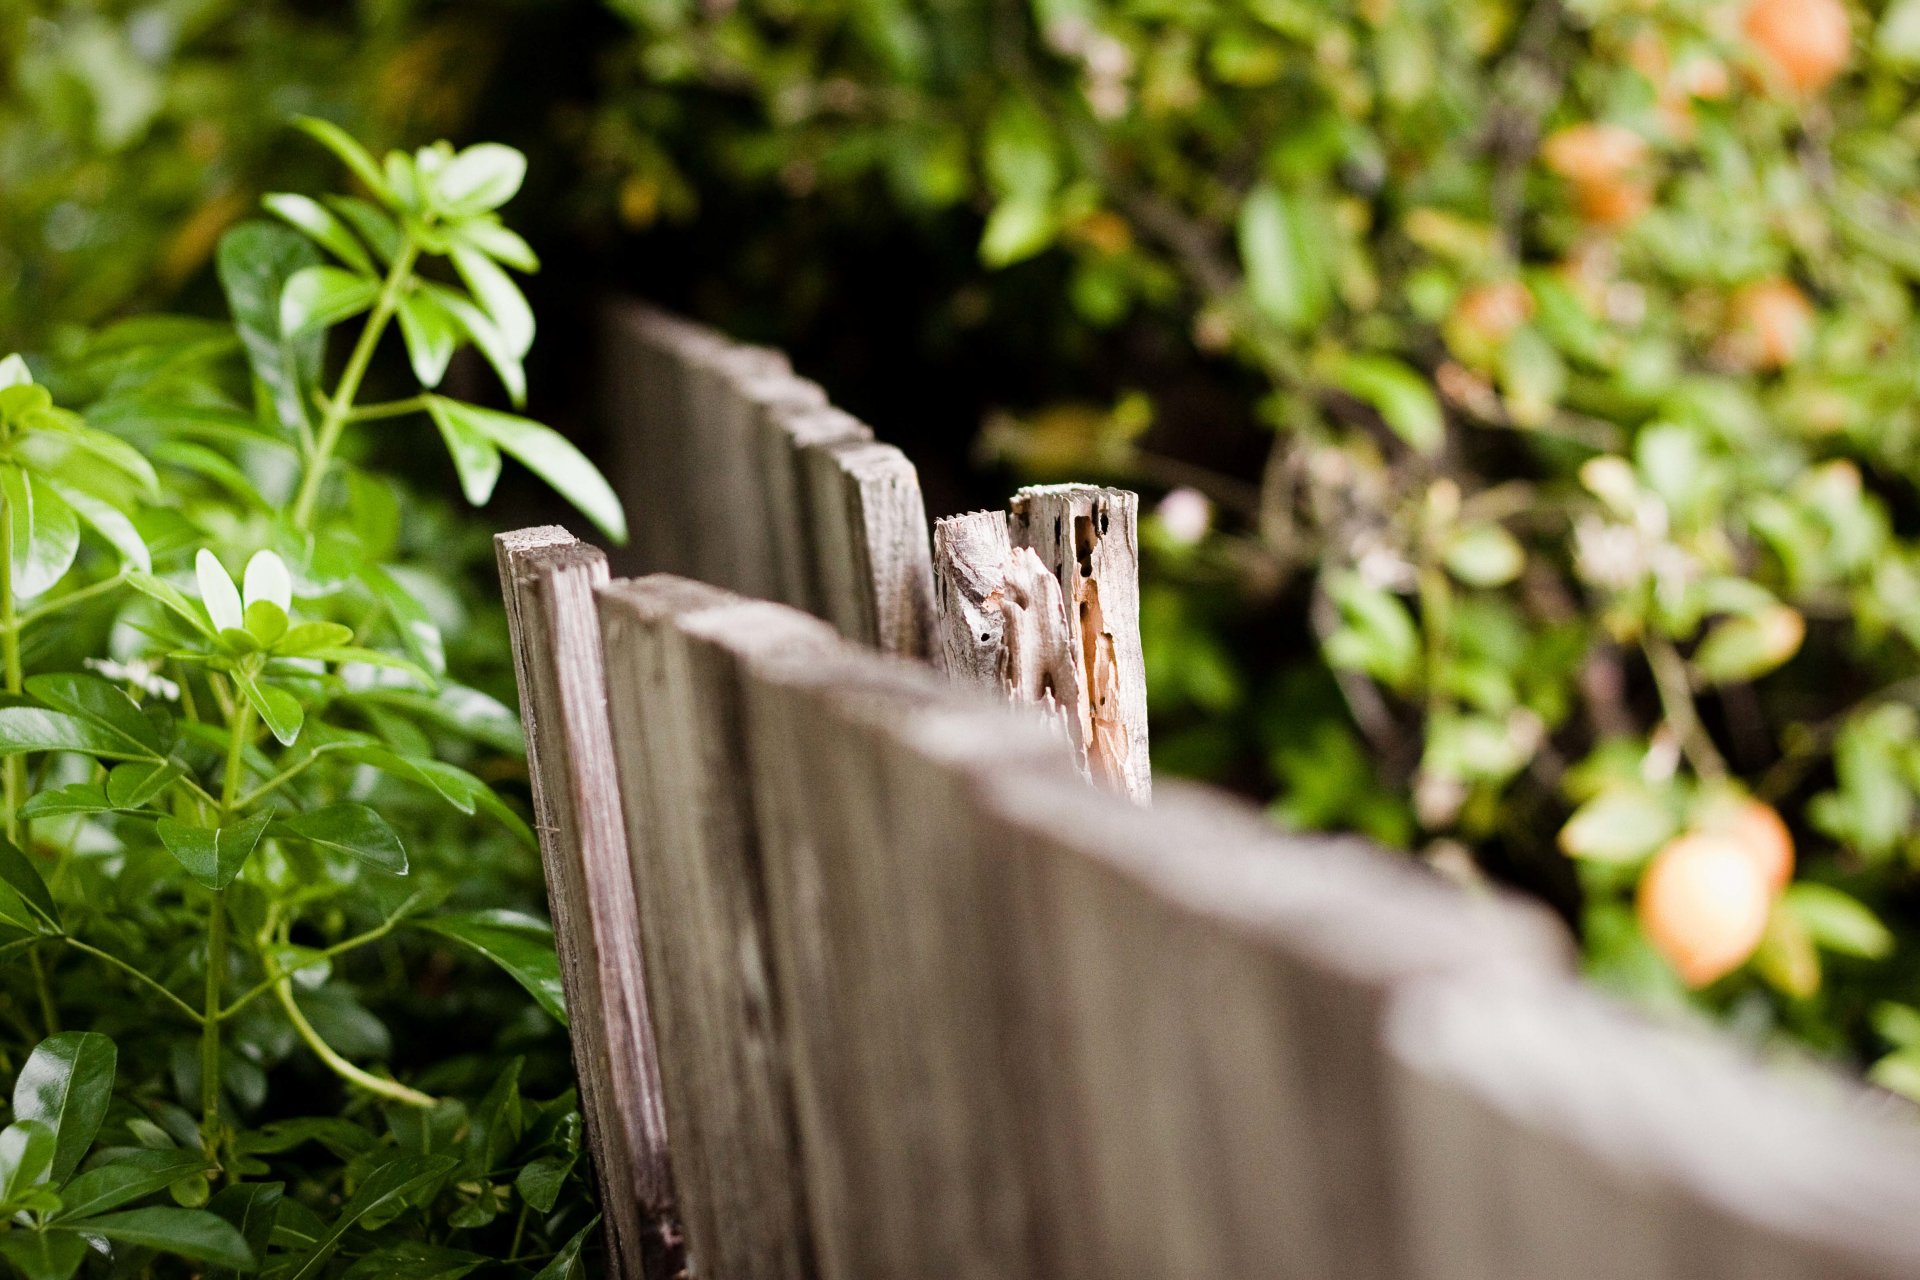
0,120 -> 618,1276
584,0 -> 1920,1077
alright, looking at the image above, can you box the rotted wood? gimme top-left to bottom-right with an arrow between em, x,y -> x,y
494,527 -> 681,1279
598,576 -> 841,1280
932,510 -> 1083,765
800,439 -> 938,662
1010,486 -> 1152,800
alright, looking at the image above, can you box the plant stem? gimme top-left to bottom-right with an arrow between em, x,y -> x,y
218,894 -> 424,1019
1644,635 -> 1728,780
344,395 -> 430,423
272,976 -> 437,1109
201,697 -> 256,1152
63,937 -> 202,1023
15,571 -> 130,630
290,242 -> 420,532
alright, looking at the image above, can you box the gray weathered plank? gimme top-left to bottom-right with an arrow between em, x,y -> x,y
754,403 -> 866,614
1009,485 -> 1151,799
735,638 -> 1080,1280
1387,975 -> 1920,1280
597,576 -> 841,1280
494,527 -> 678,1278
800,439 -> 938,660
733,366 -> 832,607
976,775 -> 1572,1280
680,343 -> 793,595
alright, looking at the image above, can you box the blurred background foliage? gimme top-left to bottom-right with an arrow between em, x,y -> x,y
14,0 -> 1920,1081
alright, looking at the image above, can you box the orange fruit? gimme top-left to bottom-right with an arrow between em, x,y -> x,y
1728,279 -> 1814,370
1542,124 -> 1652,229
1721,799 -> 1795,894
1638,833 -> 1772,987
1743,0 -> 1851,95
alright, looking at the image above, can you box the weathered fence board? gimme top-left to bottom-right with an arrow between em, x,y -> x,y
1387,975 -> 1920,1280
978,774 -> 1572,1280
1009,485 -> 1151,799
596,577 -> 840,1280
494,527 -> 677,1278
800,438 -> 938,660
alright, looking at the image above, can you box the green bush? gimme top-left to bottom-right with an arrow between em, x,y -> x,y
0,122 -> 619,1277
587,0 -> 1920,1082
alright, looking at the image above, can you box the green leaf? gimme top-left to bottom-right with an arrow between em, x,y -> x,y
531,1219 -> 596,1280
293,116 -> 392,202
157,812 -> 273,891
56,1150 -> 209,1220
1334,354 -> 1444,453
0,836 -> 57,932
341,747 -> 533,844
263,193 -> 375,275
1238,184 -> 1330,333
1784,883 -> 1895,959
18,783 -> 112,820
979,194 -> 1054,268
230,668 -> 303,747
275,622 -> 356,655
281,266 -> 379,338
514,1154 -> 572,1214
326,197 -> 404,264
0,1120 -> 57,1203
421,398 -> 503,506
272,803 -> 407,874
451,218 -> 538,272
217,221 -> 323,437
281,1155 -> 459,1280
42,481 -> 149,572
417,911 -> 566,1024
397,290 -> 460,389
25,673 -> 165,758
15,1032 -> 116,1184
0,356 -> 28,390
205,1181 -> 282,1280
106,760 -> 184,809
423,398 -> 626,543
360,565 -> 445,677
1693,605 -> 1805,683
126,571 -> 213,637
450,246 -> 533,358
0,1231 -> 85,1280
342,1242 -> 488,1280
0,467 -> 81,600
51,1206 -> 252,1270
1444,524 -> 1525,588
424,286 -> 525,406
0,707 -> 154,759
434,144 -> 527,214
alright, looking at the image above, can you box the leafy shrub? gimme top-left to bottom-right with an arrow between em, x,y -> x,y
0,121 -> 619,1277
588,0 -> 1920,1082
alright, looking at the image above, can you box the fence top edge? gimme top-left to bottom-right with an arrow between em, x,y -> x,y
495,524 -> 579,558
1388,971 -> 1920,1260
983,769 -> 1574,979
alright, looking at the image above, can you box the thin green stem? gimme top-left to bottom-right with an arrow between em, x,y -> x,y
62,937 -> 202,1024
1,494 -> 23,848
291,242 -> 419,531
201,697 -> 256,1151
272,975 -> 437,1109
1644,635 -> 1728,781
344,396 -> 429,423
218,895 -> 424,1020
15,572 -> 130,630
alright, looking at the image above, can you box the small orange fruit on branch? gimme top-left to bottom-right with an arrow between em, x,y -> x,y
1638,832 -> 1773,987
1542,123 -> 1652,228
1743,0 -> 1851,95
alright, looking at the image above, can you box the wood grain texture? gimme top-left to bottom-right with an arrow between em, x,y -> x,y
735,638 -> 1081,1280
800,439 -> 937,661
976,776 -> 1573,1280
754,404 -> 867,615
680,343 -> 793,596
734,368 -> 832,608
494,527 -> 679,1279
1387,975 -> 1920,1280
597,575 -> 842,1280
1009,485 -> 1150,799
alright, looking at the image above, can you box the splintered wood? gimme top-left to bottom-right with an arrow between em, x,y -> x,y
935,487 -> 1151,801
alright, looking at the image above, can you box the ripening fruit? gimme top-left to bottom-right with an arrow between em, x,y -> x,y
1723,799 -> 1796,894
1638,833 -> 1772,987
1542,124 -> 1651,228
1728,279 -> 1814,370
1743,0 -> 1851,95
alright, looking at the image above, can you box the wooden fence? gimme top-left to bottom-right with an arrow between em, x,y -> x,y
492,301 -> 1920,1280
